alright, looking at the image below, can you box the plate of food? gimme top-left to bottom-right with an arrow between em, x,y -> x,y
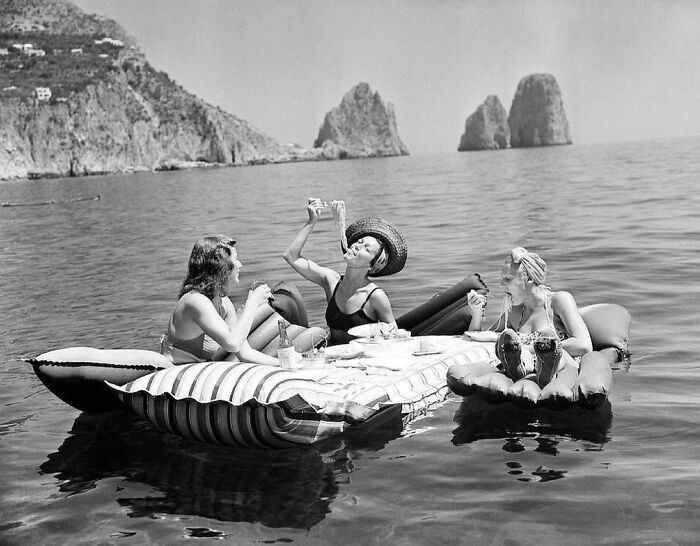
347,323 -> 389,338
324,345 -> 363,360
464,330 -> 499,343
347,324 -> 412,339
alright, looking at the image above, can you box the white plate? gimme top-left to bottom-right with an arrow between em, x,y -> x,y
347,323 -> 389,338
324,345 -> 363,360
464,330 -> 499,342
350,338 -> 420,357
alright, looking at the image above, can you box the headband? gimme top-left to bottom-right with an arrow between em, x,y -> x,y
511,246 -> 547,286
368,247 -> 389,275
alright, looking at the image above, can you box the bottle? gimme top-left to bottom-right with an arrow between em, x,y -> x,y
277,319 -> 298,369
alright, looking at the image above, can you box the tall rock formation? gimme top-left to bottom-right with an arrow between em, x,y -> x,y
508,73 -> 571,147
314,83 -> 409,158
458,95 -> 509,151
0,0 -> 323,180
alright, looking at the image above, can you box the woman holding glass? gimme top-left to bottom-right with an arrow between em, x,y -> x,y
160,235 -> 279,366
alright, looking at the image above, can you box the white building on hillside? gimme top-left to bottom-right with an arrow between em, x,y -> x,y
94,37 -> 124,47
11,43 -> 34,52
35,87 -> 52,101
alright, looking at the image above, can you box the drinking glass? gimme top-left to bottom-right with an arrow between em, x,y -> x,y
251,280 -> 268,291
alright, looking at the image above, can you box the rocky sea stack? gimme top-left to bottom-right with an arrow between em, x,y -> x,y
0,0 -> 323,181
508,73 -> 571,148
314,83 -> 409,159
457,95 -> 509,151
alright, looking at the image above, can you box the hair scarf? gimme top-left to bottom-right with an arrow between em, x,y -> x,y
511,246 -> 547,286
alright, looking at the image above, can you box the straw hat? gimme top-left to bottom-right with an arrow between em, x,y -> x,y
344,217 -> 408,277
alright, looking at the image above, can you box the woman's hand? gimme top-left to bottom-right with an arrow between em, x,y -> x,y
307,197 -> 326,224
467,289 -> 487,315
329,199 -> 344,216
379,322 -> 398,338
246,283 -> 273,310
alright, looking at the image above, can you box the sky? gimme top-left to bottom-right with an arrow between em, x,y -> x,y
71,0 -> 700,153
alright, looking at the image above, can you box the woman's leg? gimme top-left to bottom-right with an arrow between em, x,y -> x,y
533,329 -> 562,387
496,328 -> 527,380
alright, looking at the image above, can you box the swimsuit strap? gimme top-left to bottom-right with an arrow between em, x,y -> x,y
330,277 -> 342,299
331,276 -> 378,313
360,286 -> 379,310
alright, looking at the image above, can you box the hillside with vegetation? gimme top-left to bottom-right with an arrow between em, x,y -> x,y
0,0 -> 322,180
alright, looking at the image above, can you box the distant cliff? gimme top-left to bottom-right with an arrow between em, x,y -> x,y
314,83 -> 409,158
508,73 -> 571,147
0,0 -> 324,180
458,95 -> 509,151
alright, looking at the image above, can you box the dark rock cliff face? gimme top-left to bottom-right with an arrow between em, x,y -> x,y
458,95 -> 509,151
0,0 -> 324,180
314,83 -> 409,158
508,73 -> 571,148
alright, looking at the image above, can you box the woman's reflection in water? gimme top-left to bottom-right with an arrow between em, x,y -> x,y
451,395 -> 613,482
40,406 -> 404,529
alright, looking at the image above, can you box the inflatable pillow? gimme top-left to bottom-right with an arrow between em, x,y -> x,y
27,347 -> 172,413
579,303 -> 631,356
397,274 -> 487,336
269,281 -> 309,328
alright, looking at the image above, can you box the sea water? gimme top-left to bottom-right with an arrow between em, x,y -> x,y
1,137 -> 700,544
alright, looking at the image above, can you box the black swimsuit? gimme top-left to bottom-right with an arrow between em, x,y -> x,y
325,279 -> 379,345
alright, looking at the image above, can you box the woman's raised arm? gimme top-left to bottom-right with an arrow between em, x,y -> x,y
283,198 -> 338,293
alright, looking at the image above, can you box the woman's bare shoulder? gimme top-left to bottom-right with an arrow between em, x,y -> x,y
180,291 -> 213,310
551,290 -> 578,310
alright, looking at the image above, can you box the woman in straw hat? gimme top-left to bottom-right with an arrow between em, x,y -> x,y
283,198 -> 408,345
467,246 -> 592,397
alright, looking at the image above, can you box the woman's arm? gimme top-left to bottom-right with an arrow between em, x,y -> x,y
188,288 -> 271,354
552,291 -> 593,357
282,198 -> 338,294
211,296 -> 279,365
235,340 -> 280,366
467,290 -> 487,331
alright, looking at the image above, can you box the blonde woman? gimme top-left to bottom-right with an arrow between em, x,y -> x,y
467,247 -> 592,397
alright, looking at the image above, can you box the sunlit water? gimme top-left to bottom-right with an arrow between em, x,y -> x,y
2,138 -> 700,544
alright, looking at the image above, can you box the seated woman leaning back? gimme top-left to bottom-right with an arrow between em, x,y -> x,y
160,235 -> 279,366
466,246 -> 592,400
283,198 -> 408,345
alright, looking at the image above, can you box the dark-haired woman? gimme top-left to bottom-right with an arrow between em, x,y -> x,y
160,235 -> 279,366
283,198 -> 408,345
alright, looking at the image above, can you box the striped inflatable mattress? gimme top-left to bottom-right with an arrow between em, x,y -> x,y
108,337 -> 495,449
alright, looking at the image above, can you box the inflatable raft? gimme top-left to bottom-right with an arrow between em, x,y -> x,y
26,277 -> 630,448
446,303 -> 631,408
106,336 -> 491,448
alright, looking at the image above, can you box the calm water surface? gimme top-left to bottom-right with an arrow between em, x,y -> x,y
2,138 -> 699,544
